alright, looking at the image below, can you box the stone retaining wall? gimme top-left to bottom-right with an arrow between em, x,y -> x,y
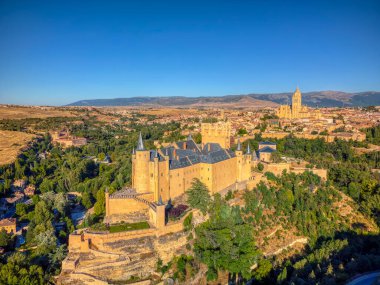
69,210 -> 195,253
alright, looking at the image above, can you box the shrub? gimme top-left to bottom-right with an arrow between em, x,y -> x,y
168,204 -> 189,220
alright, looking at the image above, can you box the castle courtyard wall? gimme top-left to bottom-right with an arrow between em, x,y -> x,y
265,162 -> 291,176
106,192 -> 153,216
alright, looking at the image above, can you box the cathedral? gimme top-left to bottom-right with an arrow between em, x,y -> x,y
277,87 -> 311,119
105,124 -> 259,223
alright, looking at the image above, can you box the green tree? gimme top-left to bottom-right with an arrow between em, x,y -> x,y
0,252 -> 45,285
16,203 -> 28,217
252,258 -> 273,281
81,191 -> 94,209
194,194 -> 260,283
34,229 -> 58,256
193,133 -> 202,144
0,229 -> 13,249
238,128 -> 248,135
186,179 -> 211,215
54,192 -> 68,216
348,182 -> 361,201
271,151 -> 283,163
277,267 -> 287,284
94,189 -> 105,216
39,179 -> 55,193
33,200 -> 53,224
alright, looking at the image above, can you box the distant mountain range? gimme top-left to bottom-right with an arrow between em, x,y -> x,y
66,91 -> 380,108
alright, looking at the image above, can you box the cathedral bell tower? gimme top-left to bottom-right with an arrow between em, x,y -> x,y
291,87 -> 302,118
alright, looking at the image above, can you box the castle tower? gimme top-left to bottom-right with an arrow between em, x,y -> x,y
201,121 -> 231,149
132,132 -> 150,194
291,87 -> 302,118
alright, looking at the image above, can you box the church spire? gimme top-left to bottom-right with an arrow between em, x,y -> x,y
187,133 -> 192,141
132,147 -> 135,155
247,143 -> 251,154
136,132 -> 145,151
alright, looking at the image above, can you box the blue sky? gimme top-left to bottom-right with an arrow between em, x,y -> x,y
0,0 -> 379,106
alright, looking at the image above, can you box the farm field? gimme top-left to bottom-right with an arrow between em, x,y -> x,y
0,105 -> 76,120
0,130 -> 35,165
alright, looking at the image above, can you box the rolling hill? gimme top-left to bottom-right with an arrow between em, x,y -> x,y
66,91 -> 380,108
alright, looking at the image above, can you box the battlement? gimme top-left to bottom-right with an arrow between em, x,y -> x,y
201,121 -> 231,149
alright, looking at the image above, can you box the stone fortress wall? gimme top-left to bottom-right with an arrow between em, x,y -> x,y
265,162 -> 327,180
262,131 -> 366,142
70,210 -> 192,252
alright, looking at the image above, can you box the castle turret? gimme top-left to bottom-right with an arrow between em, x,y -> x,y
152,149 -> 159,201
235,138 -> 243,154
132,132 -> 150,194
235,138 -> 244,182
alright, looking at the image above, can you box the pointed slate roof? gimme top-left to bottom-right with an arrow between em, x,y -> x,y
137,132 -> 145,151
259,141 -> 277,146
237,138 -> 242,151
247,144 -> 251,154
258,146 -> 276,153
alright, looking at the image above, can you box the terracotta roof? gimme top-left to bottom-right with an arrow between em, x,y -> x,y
0,218 -> 16,227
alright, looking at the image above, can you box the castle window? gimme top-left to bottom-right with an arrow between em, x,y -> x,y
151,174 -> 153,177
161,173 -> 163,176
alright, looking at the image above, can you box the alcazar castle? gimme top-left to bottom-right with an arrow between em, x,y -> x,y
105,127 -> 273,226
65,120 -> 327,281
